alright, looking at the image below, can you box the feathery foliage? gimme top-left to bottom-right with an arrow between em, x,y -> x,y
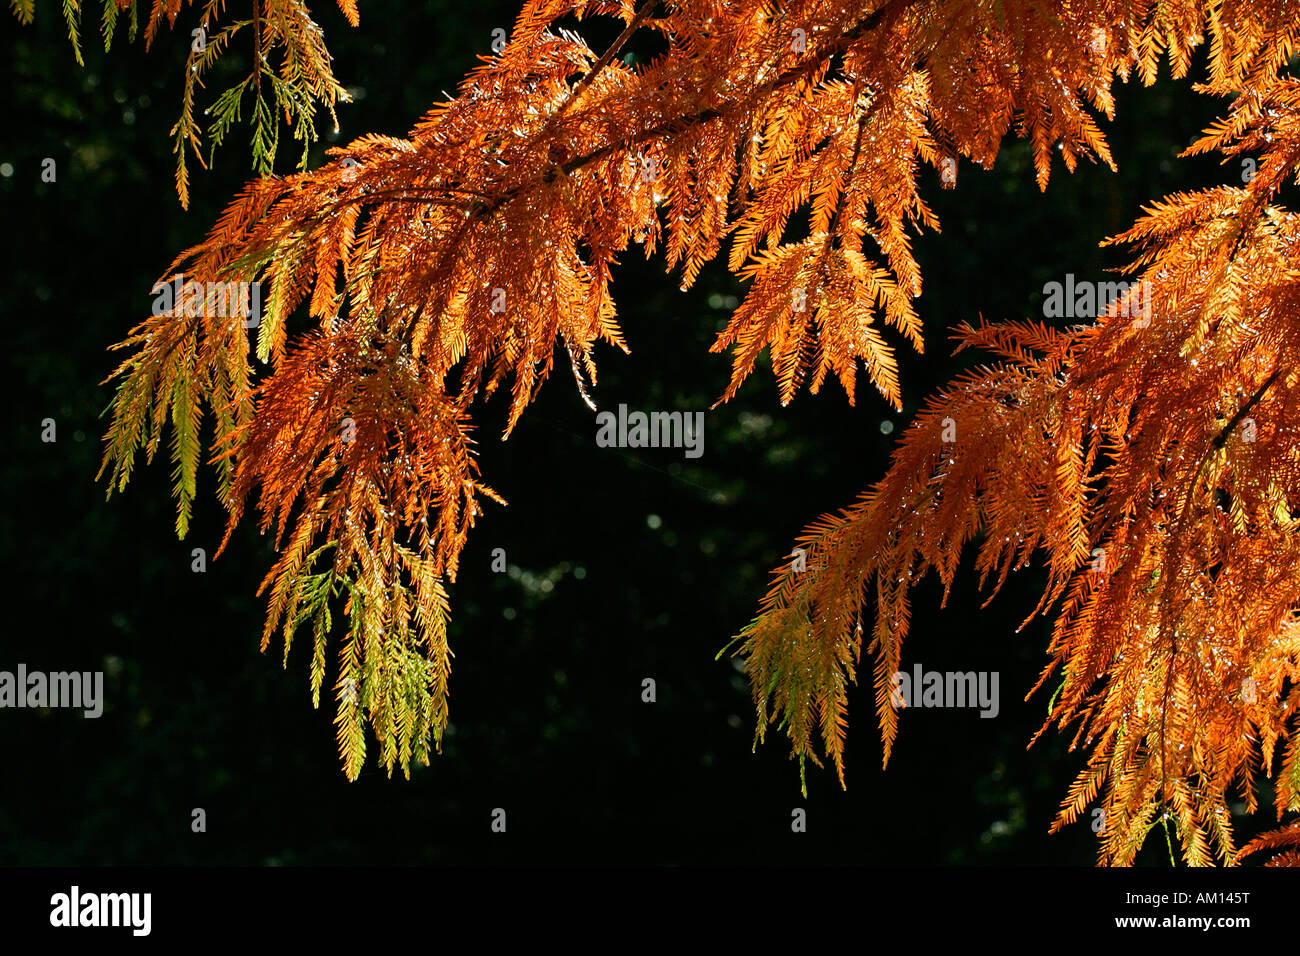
13,0 -> 358,206
96,0 -> 1300,865
728,18 -> 1300,865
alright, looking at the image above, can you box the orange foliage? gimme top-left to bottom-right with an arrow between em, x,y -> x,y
96,0 -> 1300,864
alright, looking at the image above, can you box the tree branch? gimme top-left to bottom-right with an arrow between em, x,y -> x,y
1212,365 -> 1283,449
562,0 -> 662,110
331,0 -> 926,220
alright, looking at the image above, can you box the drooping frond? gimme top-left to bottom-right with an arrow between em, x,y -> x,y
13,0 -> 359,205
731,72 -> 1300,864
98,0 -> 1300,789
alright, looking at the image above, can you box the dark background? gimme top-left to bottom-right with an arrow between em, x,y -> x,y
0,1 -> 1244,865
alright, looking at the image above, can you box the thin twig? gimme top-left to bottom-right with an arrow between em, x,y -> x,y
564,0 -> 661,109
1212,365 -> 1282,448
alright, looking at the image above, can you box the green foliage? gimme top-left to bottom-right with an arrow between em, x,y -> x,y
14,0 -> 357,205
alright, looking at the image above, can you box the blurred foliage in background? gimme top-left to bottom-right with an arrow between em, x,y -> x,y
0,1 -> 1237,864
